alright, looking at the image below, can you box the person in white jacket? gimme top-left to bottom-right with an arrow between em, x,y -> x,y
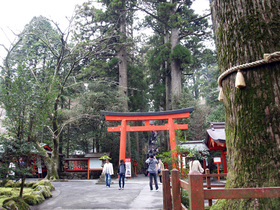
102,159 -> 114,187
189,157 -> 204,174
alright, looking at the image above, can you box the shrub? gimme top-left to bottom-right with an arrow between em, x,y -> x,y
181,189 -> 189,208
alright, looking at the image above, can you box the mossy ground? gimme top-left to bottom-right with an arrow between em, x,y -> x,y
0,187 -> 33,206
0,180 -> 55,208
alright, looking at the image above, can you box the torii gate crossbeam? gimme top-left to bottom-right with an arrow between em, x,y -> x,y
102,107 -> 194,164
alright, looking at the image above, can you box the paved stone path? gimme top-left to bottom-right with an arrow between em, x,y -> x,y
30,175 -> 163,210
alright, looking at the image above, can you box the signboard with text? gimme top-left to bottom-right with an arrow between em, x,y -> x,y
89,158 -> 102,169
125,158 -> 131,177
213,157 -> 221,163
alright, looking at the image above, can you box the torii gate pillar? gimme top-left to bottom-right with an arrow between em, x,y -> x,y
102,107 -> 194,167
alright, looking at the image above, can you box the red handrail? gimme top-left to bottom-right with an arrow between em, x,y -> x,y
162,169 -> 280,210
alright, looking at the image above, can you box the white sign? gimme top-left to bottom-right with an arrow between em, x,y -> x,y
89,158 -> 102,169
213,157 -> 221,163
125,158 -> 131,177
37,156 -> 42,173
38,166 -> 42,174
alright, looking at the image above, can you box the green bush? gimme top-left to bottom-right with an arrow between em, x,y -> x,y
181,189 -> 189,208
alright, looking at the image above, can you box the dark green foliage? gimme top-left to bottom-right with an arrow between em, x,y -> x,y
181,189 -> 189,208
207,104 -> 225,122
170,44 -> 192,65
0,0 -> 222,182
128,65 -> 149,112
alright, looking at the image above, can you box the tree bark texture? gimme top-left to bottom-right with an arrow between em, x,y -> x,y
211,0 -> 280,209
170,27 -> 181,109
118,6 -> 128,111
164,30 -> 172,111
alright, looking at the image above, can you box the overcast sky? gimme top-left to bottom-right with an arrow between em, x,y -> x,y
0,0 -> 210,60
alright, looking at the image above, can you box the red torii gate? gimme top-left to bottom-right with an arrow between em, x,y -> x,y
102,107 -> 194,163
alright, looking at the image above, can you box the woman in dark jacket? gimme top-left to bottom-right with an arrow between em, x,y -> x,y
118,159 -> 126,190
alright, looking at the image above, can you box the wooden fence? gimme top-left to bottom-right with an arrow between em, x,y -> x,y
162,169 -> 280,210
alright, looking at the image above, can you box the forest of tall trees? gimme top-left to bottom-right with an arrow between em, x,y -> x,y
0,0 -> 222,180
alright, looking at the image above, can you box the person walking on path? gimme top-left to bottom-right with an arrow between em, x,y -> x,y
118,159 -> 126,190
189,156 -> 204,174
157,158 -> 164,183
146,155 -> 159,191
102,159 -> 114,187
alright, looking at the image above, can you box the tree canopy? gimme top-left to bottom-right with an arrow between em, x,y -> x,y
0,0 -> 221,178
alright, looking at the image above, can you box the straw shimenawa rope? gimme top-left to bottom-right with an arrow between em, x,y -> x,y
218,51 -> 280,101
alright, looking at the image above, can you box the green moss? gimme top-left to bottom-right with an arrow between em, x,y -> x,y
24,182 -> 35,188
13,182 -> 21,188
4,180 -> 14,188
0,187 -> 38,207
0,190 -> 12,196
34,185 -> 52,198
51,179 -> 68,182
31,190 -> 45,202
2,197 -> 29,210
32,180 -> 55,191
23,194 -> 44,205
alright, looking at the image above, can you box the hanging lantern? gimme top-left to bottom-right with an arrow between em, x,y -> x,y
235,70 -> 246,88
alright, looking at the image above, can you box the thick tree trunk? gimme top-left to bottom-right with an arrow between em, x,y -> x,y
166,72 -> 172,110
117,2 -> 131,159
67,124 -> 70,158
118,6 -> 128,111
211,0 -> 280,209
47,100 -> 60,179
164,30 -> 172,111
34,142 -> 59,180
170,27 -> 181,109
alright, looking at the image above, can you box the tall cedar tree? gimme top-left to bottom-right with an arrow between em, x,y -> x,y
139,0 -> 209,109
211,0 -> 280,209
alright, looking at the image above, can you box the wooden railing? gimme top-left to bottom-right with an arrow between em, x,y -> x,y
162,169 -> 280,210
64,158 -> 88,172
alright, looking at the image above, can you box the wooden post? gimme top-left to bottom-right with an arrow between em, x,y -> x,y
119,119 -> 127,161
87,158 -> 90,179
171,169 -> 181,210
168,118 -> 177,168
217,163 -> 220,182
222,151 -> 227,173
189,171 -> 204,210
162,169 -> 172,210
205,169 -> 212,206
